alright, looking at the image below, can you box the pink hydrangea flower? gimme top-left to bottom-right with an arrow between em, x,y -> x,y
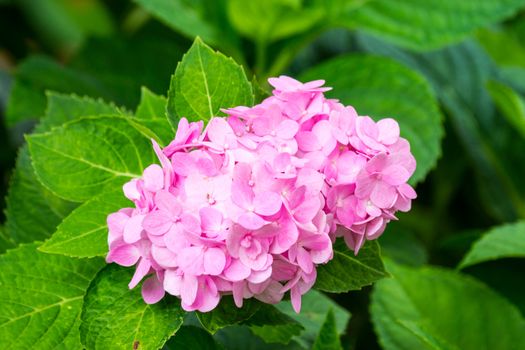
106,76 -> 416,313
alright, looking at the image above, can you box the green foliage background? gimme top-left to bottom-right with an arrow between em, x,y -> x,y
1,0 -> 525,349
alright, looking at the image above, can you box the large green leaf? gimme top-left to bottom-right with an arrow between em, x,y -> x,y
167,38 -> 253,126
357,35 -> 525,220
81,264 -> 184,350
197,297 -> 261,334
314,239 -> 387,293
459,221 -> 525,269
134,87 -> 174,146
244,304 -> 304,345
0,243 -> 104,349
275,290 -> 350,349
300,54 -> 443,184
39,189 -> 130,258
27,115 -> 158,202
4,93 -> 119,245
311,310 -> 342,350
487,80 -> 525,139
346,0 -> 525,51
371,260 -> 525,350
166,326 -> 220,350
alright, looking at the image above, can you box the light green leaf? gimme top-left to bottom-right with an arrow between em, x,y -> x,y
197,297 -> 261,334
167,38 -> 253,126
459,221 -> 525,269
245,304 -> 304,344
39,189 -> 131,258
346,0 -> 525,51
165,326 -> 220,350
312,309 -> 342,350
487,81 -> 525,139
27,115 -> 158,202
81,264 -> 184,350
371,260 -> 525,350
301,54 -> 443,184
0,243 -> 104,349
314,239 -> 387,293
275,290 -> 350,349
134,87 -> 174,146
477,28 -> 525,68
0,226 -> 15,254
226,0 -> 323,43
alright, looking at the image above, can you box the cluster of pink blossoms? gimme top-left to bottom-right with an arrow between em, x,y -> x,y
106,76 -> 416,313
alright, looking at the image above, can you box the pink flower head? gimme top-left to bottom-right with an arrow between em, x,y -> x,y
106,75 -> 416,313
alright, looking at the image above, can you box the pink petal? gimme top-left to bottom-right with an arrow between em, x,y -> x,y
370,182 -> 398,209
276,120 -> 299,139
163,269 -> 182,296
142,211 -> 172,236
296,131 -> 320,152
224,259 -> 251,281
143,164 -> 164,192
231,182 -> 254,209
296,247 -> 313,274
203,248 -> 226,275
290,286 -> 302,313
254,191 -> 282,216
155,190 -> 181,216
382,165 -> 410,186
142,275 -> 165,304
238,212 -> 266,230
294,196 -> 321,223
107,244 -> 140,266
107,211 -> 129,235
181,274 -> 198,305
178,247 -> 204,275
151,245 -> 178,268
123,214 -> 145,244
247,266 -> 272,283
377,118 -> 400,145
128,258 -> 151,289
123,179 -> 141,201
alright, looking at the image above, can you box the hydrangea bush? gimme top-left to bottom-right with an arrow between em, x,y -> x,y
2,1 -> 525,349
107,76 -> 416,313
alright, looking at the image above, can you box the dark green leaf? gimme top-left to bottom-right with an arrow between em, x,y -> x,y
197,297 -> 261,334
134,87 -> 174,146
315,240 -> 387,293
371,260 -> 525,350
312,309 -> 342,350
487,80 -> 525,139
81,264 -> 184,350
167,38 -> 253,126
244,304 -> 303,344
459,221 -> 525,269
0,243 -> 104,349
166,326 -> 220,350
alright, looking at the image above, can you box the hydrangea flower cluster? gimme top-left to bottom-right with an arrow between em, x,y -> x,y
106,76 -> 416,313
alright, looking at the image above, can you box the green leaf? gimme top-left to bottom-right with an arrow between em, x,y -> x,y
314,239 -> 387,293
477,28 -> 525,68
487,81 -> 525,139
165,326 -> 220,350
81,264 -> 184,350
226,0 -> 323,43
0,226 -> 15,254
27,115 -> 158,202
214,325 -> 303,350
5,146 -> 77,245
167,38 -> 253,126
6,56 -> 104,125
371,260 -> 525,350
300,54 -> 443,184
395,320 -> 459,350
0,243 -> 104,349
346,0 -> 525,51
379,224 -> 428,267
134,87 -> 175,146
197,297 -> 261,334
275,290 -> 350,349
39,189 -> 131,258
244,304 -> 304,344
459,221 -> 525,269
312,309 -> 342,350
5,93 -> 120,246
133,0 -> 240,54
